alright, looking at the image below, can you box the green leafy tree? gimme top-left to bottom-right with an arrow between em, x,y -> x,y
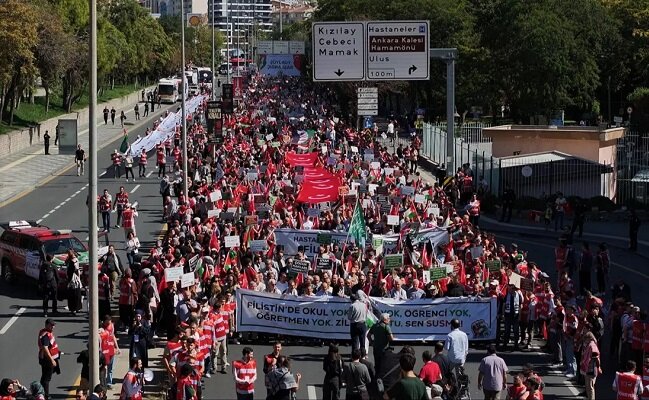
0,0 -> 39,124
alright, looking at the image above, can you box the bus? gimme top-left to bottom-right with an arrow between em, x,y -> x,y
197,67 -> 213,89
158,78 -> 179,103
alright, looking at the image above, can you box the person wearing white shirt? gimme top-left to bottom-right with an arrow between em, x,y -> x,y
316,282 -> 333,297
389,279 -> 408,301
265,279 -> 282,295
275,273 -> 289,293
445,319 -> 469,375
303,217 -> 315,230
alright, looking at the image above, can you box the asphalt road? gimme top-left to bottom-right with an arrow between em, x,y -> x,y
1,128 -> 644,400
0,103 -> 176,399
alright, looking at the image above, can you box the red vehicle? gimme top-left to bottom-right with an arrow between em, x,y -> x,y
0,221 -> 89,292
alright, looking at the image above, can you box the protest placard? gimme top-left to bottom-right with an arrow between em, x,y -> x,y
250,240 -> 268,253
316,258 -> 333,270
164,266 -> 183,282
181,272 -> 195,288
387,215 -> 400,226
224,235 -> 240,248
307,208 -> 321,218
415,194 -> 426,204
430,267 -> 447,281
290,260 -> 311,274
245,215 -> 258,226
385,254 -> 404,269
520,278 -> 534,292
486,260 -> 502,272
470,246 -> 484,259
210,191 -> 222,202
422,270 -> 431,284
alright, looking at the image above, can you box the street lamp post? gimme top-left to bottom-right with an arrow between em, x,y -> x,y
180,0 -> 189,200
226,0 -> 231,83
211,0 -> 215,100
87,0 -> 100,388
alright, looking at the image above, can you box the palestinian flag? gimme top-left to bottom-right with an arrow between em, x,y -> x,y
224,250 -> 237,270
119,133 -> 129,153
348,199 -> 367,248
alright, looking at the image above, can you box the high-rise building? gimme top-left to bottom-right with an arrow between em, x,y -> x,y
208,0 -> 273,47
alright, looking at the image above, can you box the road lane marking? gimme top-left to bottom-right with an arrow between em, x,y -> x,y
498,234 -> 649,280
100,171 -> 107,177
0,307 -> 26,334
146,171 -> 153,178
131,184 -> 141,193
36,219 -> 43,224
42,213 -> 50,219
307,385 -> 317,400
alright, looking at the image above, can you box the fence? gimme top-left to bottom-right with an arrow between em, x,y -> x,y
420,122 -> 616,202
616,129 -> 649,205
430,121 -> 493,143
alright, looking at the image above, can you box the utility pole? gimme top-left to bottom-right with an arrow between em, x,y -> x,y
211,0 -> 215,100
181,0 -> 189,200
429,48 -> 457,177
226,0 -> 231,83
279,2 -> 283,39
87,0 -> 100,388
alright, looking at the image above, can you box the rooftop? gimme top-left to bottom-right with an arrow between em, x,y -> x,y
483,124 -> 626,141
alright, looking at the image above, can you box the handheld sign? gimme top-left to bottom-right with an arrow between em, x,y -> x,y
224,235 -> 240,248
290,260 -> 311,275
317,233 -> 332,245
164,266 -> 183,282
180,272 -> 195,288
387,215 -> 400,226
316,258 -> 333,270
520,278 -> 534,292
384,254 -> 403,269
250,240 -> 268,253
486,260 -> 502,272
430,267 -> 447,281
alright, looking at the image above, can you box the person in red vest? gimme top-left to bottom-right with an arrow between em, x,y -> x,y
0,379 -> 28,400
212,299 -> 229,374
121,203 -> 139,240
613,360 -> 643,400
157,146 -> 166,178
98,270 -> 112,320
38,319 -> 60,400
232,347 -> 257,400
468,193 -> 481,227
113,186 -> 129,228
119,357 -> 144,400
138,149 -> 147,178
118,269 -> 138,332
641,357 -> 649,400
99,189 -> 113,233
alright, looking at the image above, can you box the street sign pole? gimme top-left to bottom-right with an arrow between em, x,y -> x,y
429,48 -> 457,177
181,0 -> 189,200
87,0 -> 100,388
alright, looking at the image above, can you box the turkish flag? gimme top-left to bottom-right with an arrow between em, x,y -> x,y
285,152 -> 318,167
303,167 -> 335,182
296,178 -> 340,203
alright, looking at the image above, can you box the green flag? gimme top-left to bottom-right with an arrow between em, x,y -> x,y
348,199 -> 367,247
119,134 -> 129,153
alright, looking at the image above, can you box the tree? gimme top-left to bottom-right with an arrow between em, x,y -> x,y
34,3 -> 72,113
0,0 -> 39,124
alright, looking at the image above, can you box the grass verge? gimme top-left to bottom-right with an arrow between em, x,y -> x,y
0,84 -> 146,135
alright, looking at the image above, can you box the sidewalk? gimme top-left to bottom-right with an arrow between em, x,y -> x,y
415,167 -> 649,257
0,96 -> 173,207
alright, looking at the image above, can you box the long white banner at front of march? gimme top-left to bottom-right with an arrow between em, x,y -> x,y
235,289 -> 497,341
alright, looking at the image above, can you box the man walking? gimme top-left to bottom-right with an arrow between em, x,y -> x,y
38,319 -> 61,400
43,130 -> 51,155
113,186 -> 129,228
347,293 -> 368,357
99,189 -> 113,232
39,254 -> 59,317
54,124 -> 60,146
367,313 -> 393,371
75,144 -> 86,176
477,344 -> 508,400
144,102 -> 149,118
111,150 -> 122,179
501,283 -> 522,350
445,319 -> 468,375
233,347 -> 257,400
103,107 -> 109,124
110,107 -> 116,125
134,103 -> 140,120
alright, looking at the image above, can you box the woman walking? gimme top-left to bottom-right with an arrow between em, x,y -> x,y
322,344 -> 344,400
66,249 -> 83,314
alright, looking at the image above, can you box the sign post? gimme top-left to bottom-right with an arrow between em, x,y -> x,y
365,21 -> 430,80
357,87 -> 378,116
312,22 -> 365,81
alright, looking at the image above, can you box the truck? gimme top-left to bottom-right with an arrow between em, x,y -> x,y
197,67 -> 213,90
158,78 -> 179,103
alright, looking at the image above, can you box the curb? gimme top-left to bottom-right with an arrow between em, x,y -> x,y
0,105 -> 173,209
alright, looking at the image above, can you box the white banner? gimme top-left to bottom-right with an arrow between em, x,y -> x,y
274,228 -> 351,256
235,289 -> 497,341
129,95 -> 206,157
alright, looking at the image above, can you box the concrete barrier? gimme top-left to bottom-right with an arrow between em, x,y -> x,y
0,86 -> 155,158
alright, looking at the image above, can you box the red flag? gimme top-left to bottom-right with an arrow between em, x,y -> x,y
458,262 -> 466,285
295,272 -> 304,287
421,246 -> 431,268
157,270 -> 167,294
238,272 -> 249,289
296,179 -> 340,203
209,228 -> 220,252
